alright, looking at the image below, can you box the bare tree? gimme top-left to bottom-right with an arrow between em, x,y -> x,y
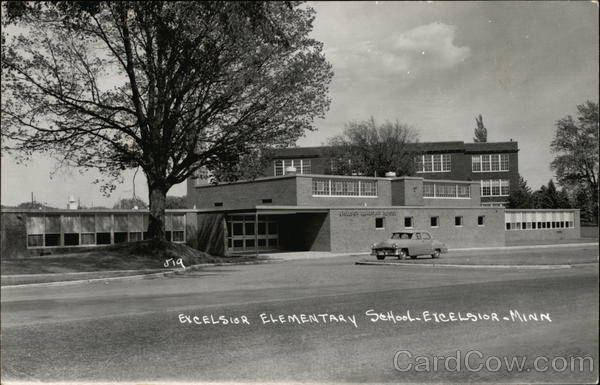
327,117 -> 419,177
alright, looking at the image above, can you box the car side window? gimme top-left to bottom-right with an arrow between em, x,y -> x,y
415,233 -> 421,240
422,232 -> 431,240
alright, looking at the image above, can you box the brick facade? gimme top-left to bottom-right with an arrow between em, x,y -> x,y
263,141 -> 519,206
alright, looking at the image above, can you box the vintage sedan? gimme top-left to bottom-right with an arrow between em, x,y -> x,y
370,230 -> 448,260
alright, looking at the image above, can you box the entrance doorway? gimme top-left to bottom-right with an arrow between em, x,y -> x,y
226,215 -> 279,253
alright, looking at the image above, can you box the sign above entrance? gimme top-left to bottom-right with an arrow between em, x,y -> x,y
338,210 -> 397,217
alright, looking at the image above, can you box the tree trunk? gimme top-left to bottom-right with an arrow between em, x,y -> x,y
147,182 -> 167,241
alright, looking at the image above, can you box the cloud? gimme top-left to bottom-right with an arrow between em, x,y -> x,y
389,22 -> 471,70
325,22 -> 470,84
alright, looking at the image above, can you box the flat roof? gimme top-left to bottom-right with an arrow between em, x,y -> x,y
194,173 -> 480,189
190,205 -> 506,214
267,141 -> 519,158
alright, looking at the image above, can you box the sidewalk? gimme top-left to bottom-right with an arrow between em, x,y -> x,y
265,239 -> 598,261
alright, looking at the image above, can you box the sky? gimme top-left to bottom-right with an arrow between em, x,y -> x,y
1,1 -> 598,208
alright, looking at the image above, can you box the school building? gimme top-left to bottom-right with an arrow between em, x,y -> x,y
245,141 -> 520,207
186,172 -> 580,256
0,140 -> 581,258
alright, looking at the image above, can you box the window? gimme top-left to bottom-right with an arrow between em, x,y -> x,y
430,216 -> 439,227
472,154 -> 510,172
415,154 -> 452,173
423,183 -> 435,197
129,232 -> 142,242
480,179 -> 509,196
457,184 -> 470,198
64,233 -> 79,246
45,234 -> 60,246
44,215 -> 60,246
500,180 -> 510,196
262,199 -> 272,204
442,155 -> 451,171
312,178 -> 377,197
423,182 -> 471,199
478,216 -> 485,226
375,217 -> 384,229
500,154 -> 509,170
114,232 -> 128,243
96,232 -> 111,244
472,155 -> 481,172
214,202 -> 223,207
27,235 -> 43,247
504,211 -> 575,231
491,180 -> 500,196
455,216 -> 463,226
404,217 -> 413,228
26,215 -> 44,248
172,231 -> 185,242
423,156 -> 432,172
274,159 -> 312,176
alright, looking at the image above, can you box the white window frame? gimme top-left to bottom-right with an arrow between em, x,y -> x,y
480,179 -> 510,197
472,154 -> 510,172
415,154 -> 452,173
274,159 -> 312,176
423,182 -> 472,199
311,178 -> 378,198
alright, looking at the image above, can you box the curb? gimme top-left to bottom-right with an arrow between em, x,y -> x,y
451,242 -> 598,252
1,259 -> 281,289
355,260 -> 598,269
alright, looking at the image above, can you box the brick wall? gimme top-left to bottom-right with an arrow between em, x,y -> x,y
329,207 -> 506,252
190,177 -> 298,210
295,176 -> 392,207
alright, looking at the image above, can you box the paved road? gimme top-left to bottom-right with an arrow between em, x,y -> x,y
1,246 -> 598,383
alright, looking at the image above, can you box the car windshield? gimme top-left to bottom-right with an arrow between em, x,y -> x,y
391,232 -> 412,240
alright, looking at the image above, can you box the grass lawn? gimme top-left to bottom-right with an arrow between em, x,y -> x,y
1,240 -> 264,276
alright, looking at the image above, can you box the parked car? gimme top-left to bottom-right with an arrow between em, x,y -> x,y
370,230 -> 448,260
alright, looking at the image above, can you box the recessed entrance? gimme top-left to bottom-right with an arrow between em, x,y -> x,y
226,215 -> 279,253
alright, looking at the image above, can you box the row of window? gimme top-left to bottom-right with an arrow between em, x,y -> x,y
423,182 -> 471,198
25,213 -> 186,248
480,179 -> 510,196
505,221 -> 574,231
27,231 -> 184,248
375,215 -> 486,229
274,159 -> 312,176
472,154 -> 510,172
273,153 -> 510,176
312,178 -> 378,197
415,154 -> 452,173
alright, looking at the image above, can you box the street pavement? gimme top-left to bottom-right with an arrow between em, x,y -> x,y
1,245 -> 598,383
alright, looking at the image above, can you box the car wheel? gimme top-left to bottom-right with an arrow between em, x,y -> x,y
431,249 -> 441,259
398,249 -> 408,260
376,255 -> 385,260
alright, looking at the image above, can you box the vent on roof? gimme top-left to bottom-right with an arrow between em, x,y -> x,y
214,202 -> 223,207
262,199 -> 272,204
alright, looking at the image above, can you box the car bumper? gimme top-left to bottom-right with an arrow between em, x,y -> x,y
371,249 -> 400,256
